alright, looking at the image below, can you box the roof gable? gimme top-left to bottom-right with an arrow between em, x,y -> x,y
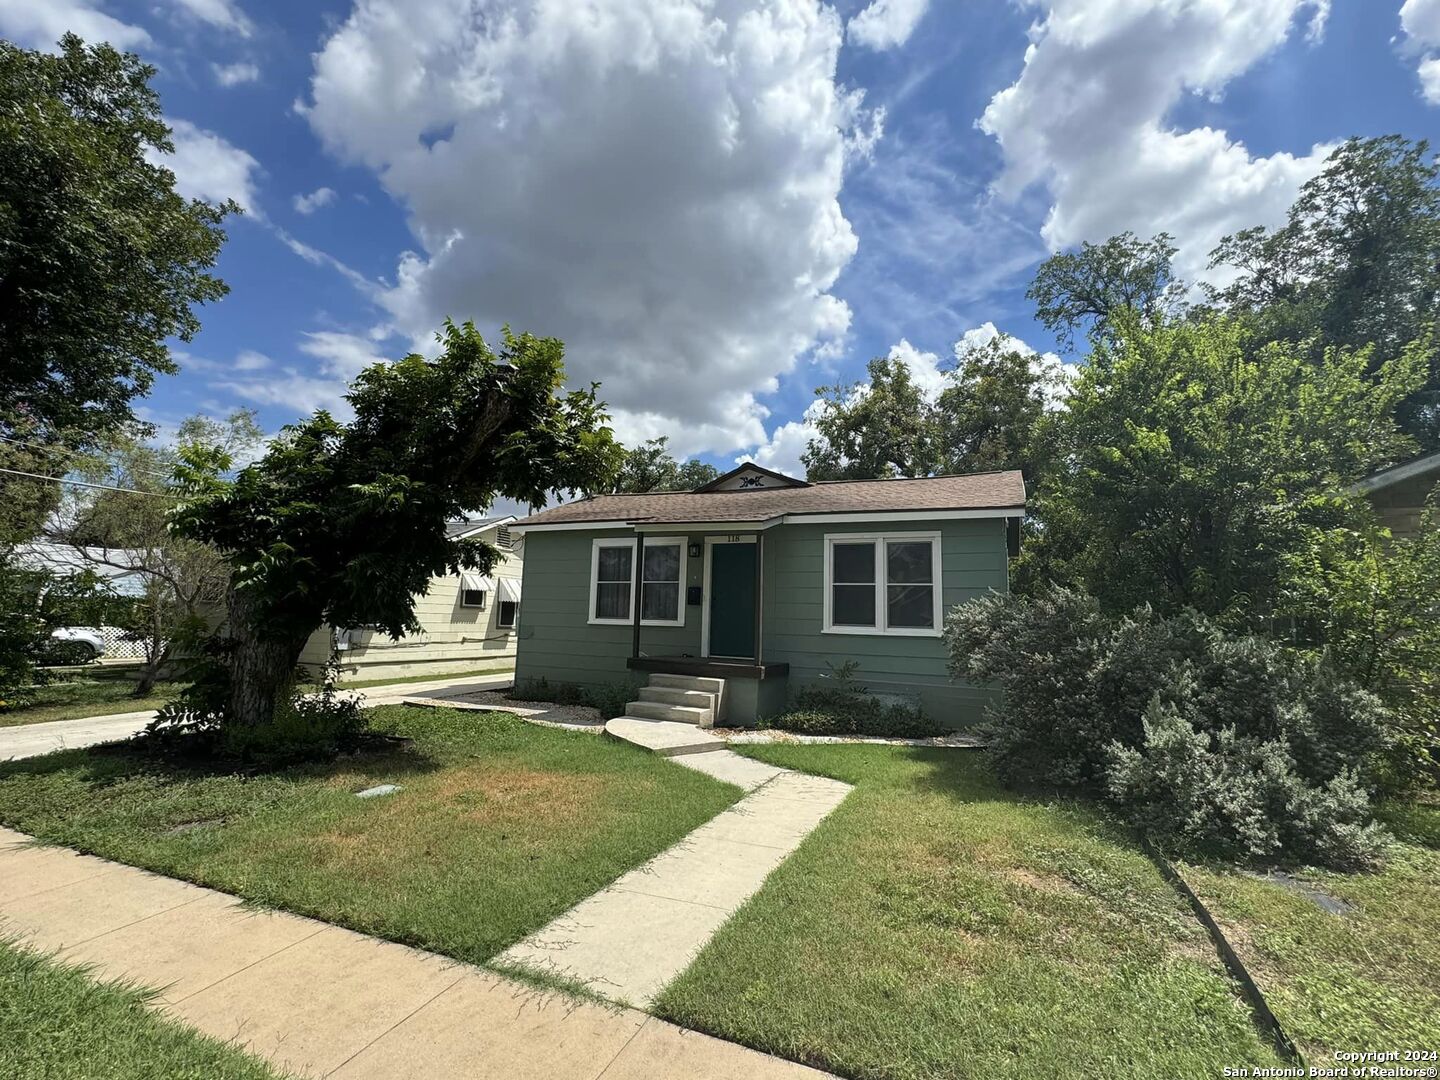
693,463 -> 809,492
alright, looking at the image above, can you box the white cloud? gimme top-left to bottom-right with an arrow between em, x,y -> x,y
165,0 -> 252,36
1401,0 -> 1440,103
979,0 -> 1333,281
847,0 -> 930,51
212,60 -> 260,86
148,118 -> 262,212
292,186 -> 337,214
297,331 -> 389,378
218,373 -> 353,417
234,349 -> 271,371
0,0 -> 149,51
303,0 -> 872,457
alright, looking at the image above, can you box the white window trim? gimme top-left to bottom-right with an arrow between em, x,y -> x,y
587,536 -> 687,627
496,600 -> 518,630
822,532 -> 942,637
459,588 -> 487,610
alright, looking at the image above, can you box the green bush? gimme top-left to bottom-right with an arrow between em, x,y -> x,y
511,676 -> 639,720
947,586 -> 1391,866
765,665 -> 943,739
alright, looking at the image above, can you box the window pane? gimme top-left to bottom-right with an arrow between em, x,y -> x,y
643,543 -> 680,583
642,582 -> 679,621
887,584 -> 934,628
461,589 -> 486,609
887,541 -> 933,584
832,583 -> 876,626
498,601 -> 518,628
597,545 -> 632,583
595,581 -> 630,620
832,541 -> 875,583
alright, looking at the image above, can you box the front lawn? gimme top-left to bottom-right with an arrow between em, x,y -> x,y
1178,797 -> 1440,1062
0,677 -> 186,727
0,940 -> 289,1080
0,705 -> 740,963
655,745 -> 1286,1080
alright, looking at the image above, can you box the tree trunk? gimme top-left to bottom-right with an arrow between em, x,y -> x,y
225,589 -> 313,728
132,640 -> 170,697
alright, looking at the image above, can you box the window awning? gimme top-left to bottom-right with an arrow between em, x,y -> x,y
460,572 -> 495,592
496,576 -> 522,603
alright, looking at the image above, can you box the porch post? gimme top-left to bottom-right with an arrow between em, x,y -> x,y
631,533 -> 644,660
753,530 -> 764,664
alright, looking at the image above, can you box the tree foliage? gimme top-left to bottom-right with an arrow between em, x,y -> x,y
1208,136 -> 1440,446
1027,231 -> 1186,351
0,34 -> 232,448
166,322 -> 622,737
1027,314 -> 1422,624
609,436 -> 719,492
802,354 -> 940,481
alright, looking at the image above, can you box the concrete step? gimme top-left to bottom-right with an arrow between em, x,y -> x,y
605,717 -> 727,757
624,700 -> 713,726
649,673 -> 725,695
638,686 -> 715,709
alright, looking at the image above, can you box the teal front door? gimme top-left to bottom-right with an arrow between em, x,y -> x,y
708,543 -> 757,659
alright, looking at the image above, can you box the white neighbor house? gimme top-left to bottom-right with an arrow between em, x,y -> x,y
299,515 -> 523,680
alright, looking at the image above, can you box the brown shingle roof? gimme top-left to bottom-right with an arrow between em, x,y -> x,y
514,471 -> 1026,527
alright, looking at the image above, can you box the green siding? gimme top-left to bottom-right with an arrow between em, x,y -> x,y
514,518 -> 1008,729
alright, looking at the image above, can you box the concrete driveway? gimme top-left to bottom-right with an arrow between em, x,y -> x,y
0,672 -> 515,762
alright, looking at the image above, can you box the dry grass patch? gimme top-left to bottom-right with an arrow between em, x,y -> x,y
0,705 -> 741,964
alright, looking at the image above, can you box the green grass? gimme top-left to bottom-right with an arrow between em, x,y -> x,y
654,745 -> 1285,1080
1178,796 -> 1440,1063
0,705 -> 740,964
0,678 -> 186,727
0,940 -> 289,1079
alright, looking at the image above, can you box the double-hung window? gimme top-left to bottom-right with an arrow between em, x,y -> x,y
823,533 -> 941,636
589,537 -> 686,626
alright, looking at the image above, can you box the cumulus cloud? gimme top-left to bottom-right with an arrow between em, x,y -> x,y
292,186 -> 337,214
847,0 -> 931,51
212,60 -> 260,86
1401,0 -> 1440,103
979,0 -> 1333,281
165,0 -> 252,36
302,0 -> 871,457
234,349 -> 272,371
147,118 -> 262,212
0,0 -> 149,50
954,321 -> 1077,410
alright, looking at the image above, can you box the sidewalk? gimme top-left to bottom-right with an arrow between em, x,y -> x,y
0,826 -> 827,1079
0,672 -> 515,762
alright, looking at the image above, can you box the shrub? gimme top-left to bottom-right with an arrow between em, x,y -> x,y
765,664 -> 943,739
947,586 -> 1391,866
511,676 -> 640,720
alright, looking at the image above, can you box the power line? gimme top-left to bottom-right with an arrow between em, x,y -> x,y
0,466 -> 180,499
0,434 -> 177,484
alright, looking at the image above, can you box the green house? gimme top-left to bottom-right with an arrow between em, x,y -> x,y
510,464 -> 1026,729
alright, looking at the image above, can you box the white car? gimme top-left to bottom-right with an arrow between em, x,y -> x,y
50,627 -> 107,662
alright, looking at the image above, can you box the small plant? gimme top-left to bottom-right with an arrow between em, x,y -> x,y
511,676 -> 640,719
765,664 -> 942,738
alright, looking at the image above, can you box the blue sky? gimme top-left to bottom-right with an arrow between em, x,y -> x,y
5,0 -> 1439,480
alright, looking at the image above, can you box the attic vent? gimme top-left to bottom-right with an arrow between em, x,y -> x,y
497,525 -> 513,550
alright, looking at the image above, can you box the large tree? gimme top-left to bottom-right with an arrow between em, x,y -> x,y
0,34 -> 232,449
1028,314 -> 1423,625
1027,231 -> 1186,352
935,331 -> 1066,482
609,436 -> 719,492
803,354 -> 941,480
1209,136 -> 1440,446
171,322 -> 621,730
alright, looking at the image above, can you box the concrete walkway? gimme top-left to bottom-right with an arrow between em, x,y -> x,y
497,719 -> 851,1008
0,825 -> 827,1079
0,672 -> 515,762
